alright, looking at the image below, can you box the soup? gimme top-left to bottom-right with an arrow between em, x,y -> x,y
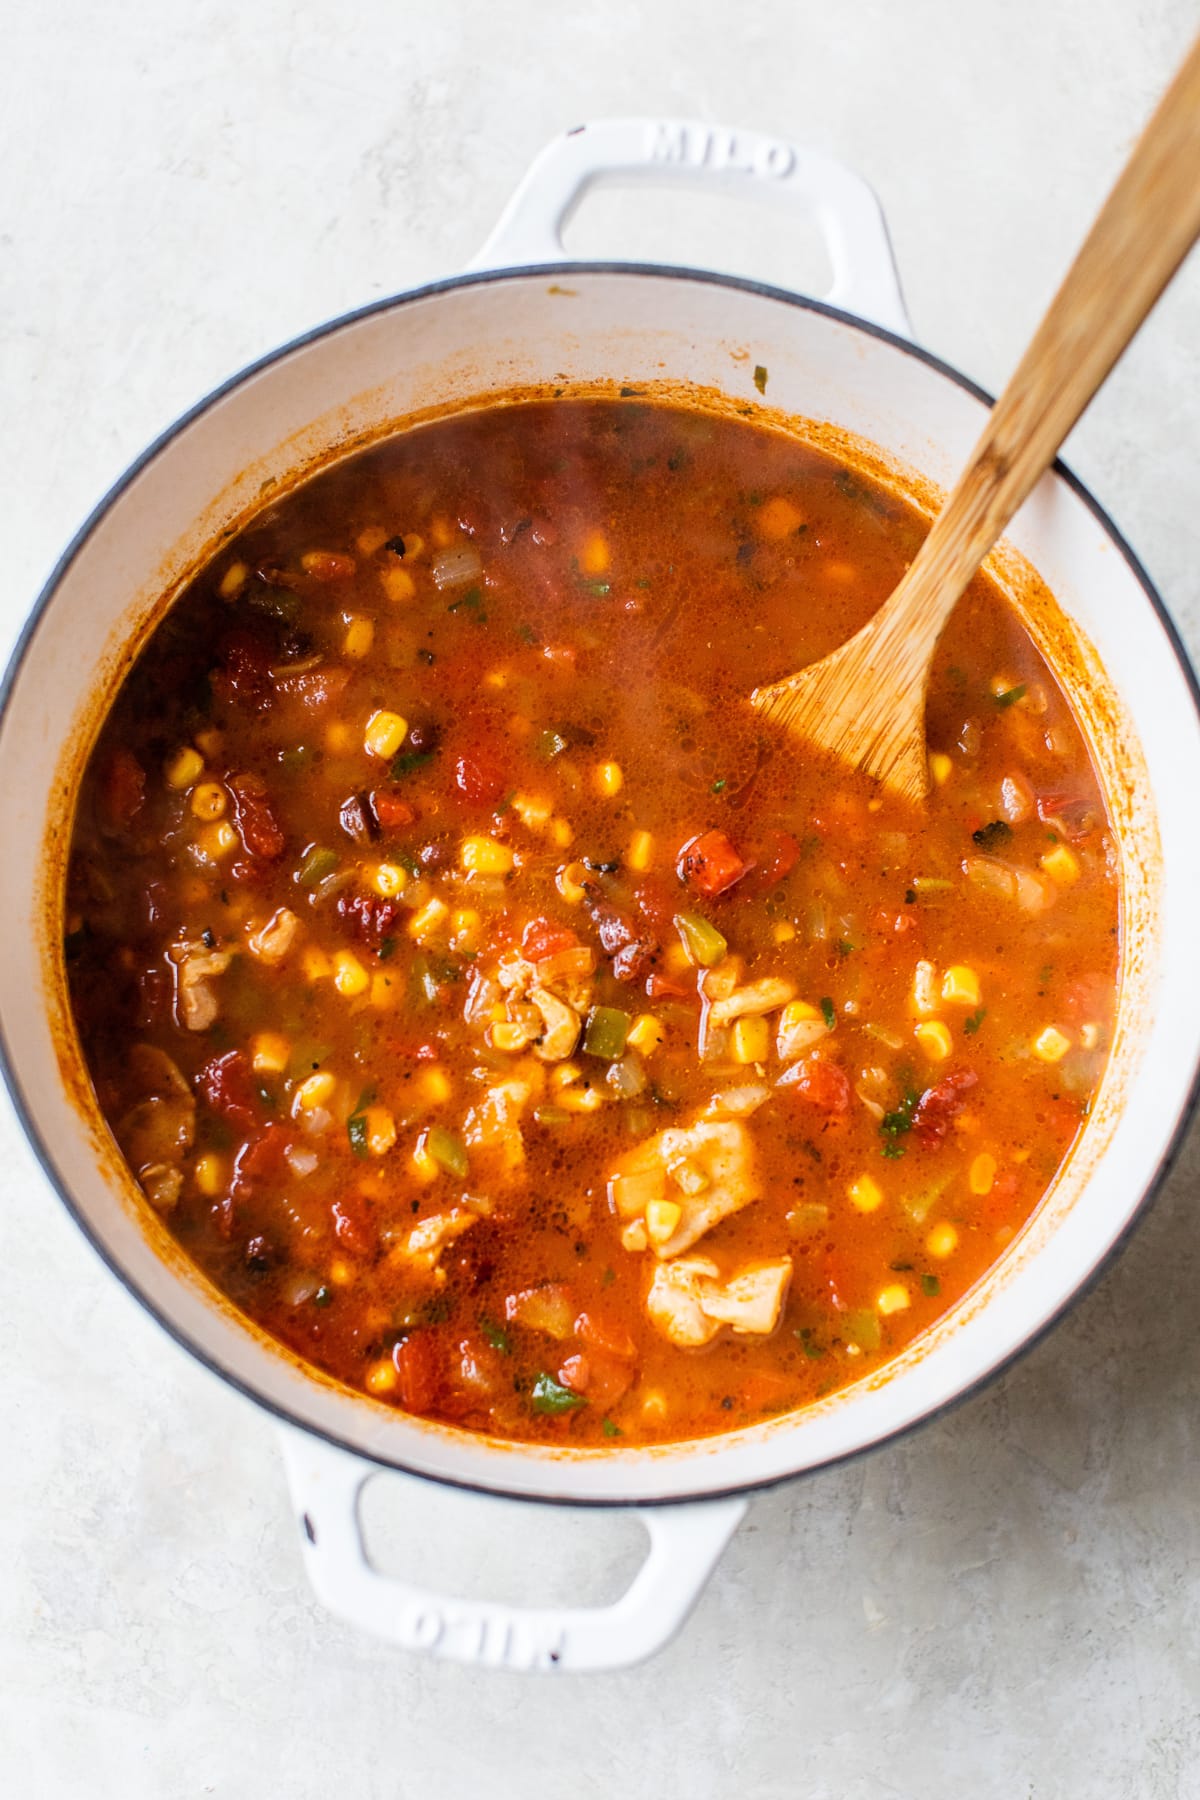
64,398 -> 1119,1445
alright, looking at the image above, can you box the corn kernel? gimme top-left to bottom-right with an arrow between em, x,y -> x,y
1033,1025 -> 1072,1063
429,515 -> 453,548
371,862 -> 409,898
366,1358 -> 398,1394
190,781 -> 227,820
325,721 -> 354,755
772,920 -> 797,943
301,945 -> 330,982
218,560 -> 248,599
370,972 -> 397,1009
627,1014 -> 665,1056
968,1152 -> 997,1195
482,666 -> 509,690
460,835 -> 514,876
877,1283 -> 910,1315
511,792 -> 553,831
556,861 -> 588,904
941,965 -> 981,1007
490,1021 -> 532,1052
342,617 -> 375,659
593,761 -> 624,798
645,1198 -> 682,1246
640,1387 -> 668,1422
328,1257 -> 356,1287
1040,844 -> 1081,885
364,710 -> 409,760
757,495 -> 805,540
296,1071 -> 336,1111
418,1067 -> 452,1107
408,897 -> 449,942
929,751 -> 953,787
579,529 -> 610,575
1080,1022 -> 1101,1051
626,829 -> 654,872
664,942 -> 693,976
549,817 -> 574,849
356,525 -> 389,555
621,1220 -> 649,1253
551,1062 -> 582,1090
731,1015 -> 770,1064
559,1080 -> 604,1113
848,1174 -> 884,1213
193,1153 -> 225,1198
450,909 -> 482,952
166,746 -> 204,790
915,1020 -> 953,1062
926,1221 -> 959,1260
911,960 -> 939,1016
333,949 -> 370,997
197,821 -> 238,860
363,1105 -> 397,1157
381,566 -> 415,604
251,1031 -> 290,1074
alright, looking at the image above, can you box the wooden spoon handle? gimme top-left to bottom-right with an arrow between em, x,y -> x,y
883,32 -> 1200,654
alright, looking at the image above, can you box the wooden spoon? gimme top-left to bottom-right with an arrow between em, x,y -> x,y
751,34 -> 1200,803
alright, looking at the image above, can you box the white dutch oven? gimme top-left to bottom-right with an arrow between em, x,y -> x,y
3,120 -> 1199,1673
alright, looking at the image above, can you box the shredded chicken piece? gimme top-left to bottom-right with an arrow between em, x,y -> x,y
168,938 -> 232,1031
464,1077 -> 533,1180
247,906 -> 301,964
528,984 -> 581,1062
609,1117 -> 760,1257
646,1255 -> 793,1346
707,976 -> 797,1028
645,1256 -> 723,1347
396,1208 -> 478,1272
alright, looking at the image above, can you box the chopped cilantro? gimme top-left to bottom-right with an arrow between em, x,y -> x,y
921,1273 -> 941,1297
601,1418 -> 623,1438
480,1318 -> 512,1355
963,1006 -> 987,1035
879,1086 -> 920,1158
711,777 -> 727,794
578,579 -> 611,597
390,748 -> 434,779
531,1372 -> 585,1415
994,683 -> 1027,709
378,935 -> 397,961
820,996 -> 836,1031
753,364 -> 768,394
346,1086 -> 377,1159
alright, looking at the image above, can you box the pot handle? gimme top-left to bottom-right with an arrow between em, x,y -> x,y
468,116 -> 912,339
278,1425 -> 747,1672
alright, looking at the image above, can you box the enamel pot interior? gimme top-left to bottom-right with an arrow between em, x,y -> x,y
2,267 -> 1198,1505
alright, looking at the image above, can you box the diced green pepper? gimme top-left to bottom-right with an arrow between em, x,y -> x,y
674,911 -> 726,968
531,1372 -> 585,1414
535,728 -> 569,760
424,1126 -> 469,1180
583,1006 -> 631,1061
297,845 -> 337,887
843,1309 -> 881,1352
480,1317 -> 512,1355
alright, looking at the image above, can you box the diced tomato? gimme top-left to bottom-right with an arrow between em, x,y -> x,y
646,971 -> 693,1001
1061,973 -> 1113,1025
912,1070 -> 979,1148
331,1194 -> 376,1259
300,550 -> 356,582
197,1050 -> 260,1132
98,748 -> 145,830
753,830 -> 801,887
786,1058 -> 852,1116
575,1311 -> 637,1362
275,667 -> 352,712
1037,792 -> 1098,842
558,1350 -> 633,1410
393,1333 -> 439,1412
871,907 -> 917,936
633,878 -> 679,933
212,629 -> 274,709
337,888 -> 403,949
676,829 -> 749,897
231,1124 -> 290,1197
370,788 -> 416,831
229,773 -> 286,860
521,918 -> 580,962
455,745 -> 506,805
738,1371 -> 793,1411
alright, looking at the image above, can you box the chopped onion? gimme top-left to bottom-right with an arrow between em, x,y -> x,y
606,1056 -> 647,1099
282,1270 -> 321,1308
431,544 -> 483,590
285,1144 -> 319,1177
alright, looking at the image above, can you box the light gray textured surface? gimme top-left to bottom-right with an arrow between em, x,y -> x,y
3,2 -> 1199,1795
